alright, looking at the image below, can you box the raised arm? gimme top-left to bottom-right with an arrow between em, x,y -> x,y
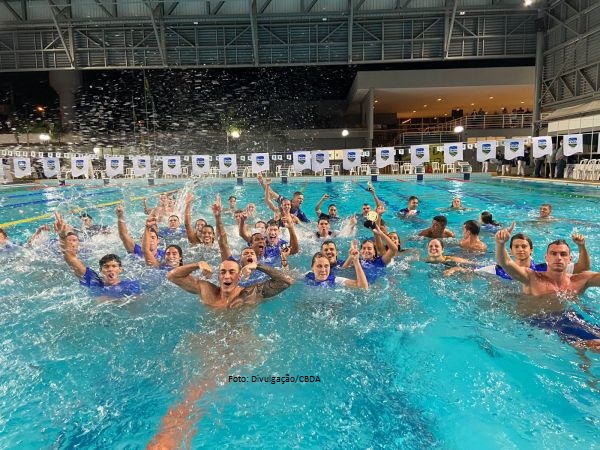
263,179 -> 280,213
282,215 -> 299,255
572,233 -> 591,273
184,193 -> 200,246
368,182 -> 384,208
343,241 -> 368,289
167,261 -> 214,295
315,193 -> 329,217
494,224 -> 530,283
116,203 -> 135,253
27,224 -> 50,246
374,225 -> 398,265
55,212 -> 86,278
212,195 -> 232,261
238,212 -> 252,244
253,264 -> 294,299
142,216 -> 160,267
143,197 -> 153,215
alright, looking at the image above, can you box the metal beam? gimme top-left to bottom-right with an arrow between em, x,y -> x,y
0,0 -> 23,21
259,0 -> 272,14
413,18 -> 441,39
93,0 -> 114,18
47,0 -> 74,67
20,0 -> 27,20
212,1 -> 225,15
444,0 -> 458,58
305,0 -> 319,13
144,0 -> 166,66
354,0 -> 367,11
250,0 -> 259,66
348,0 -> 353,62
166,1 -> 179,16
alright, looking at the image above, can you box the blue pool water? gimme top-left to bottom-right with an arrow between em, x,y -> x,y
1,177 -> 600,449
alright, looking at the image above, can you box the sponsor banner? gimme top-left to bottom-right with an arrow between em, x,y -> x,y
562,134 -> 583,157
42,157 -> 60,178
476,141 -> 497,162
71,156 -> 91,178
292,151 -> 312,174
375,147 -> 395,168
105,157 -> 124,178
409,144 -> 430,166
343,149 -> 362,170
250,152 -> 270,174
163,156 -> 182,176
443,142 -> 463,164
191,154 -> 210,176
133,156 -> 151,177
311,150 -> 330,172
531,136 -> 552,158
502,139 -> 525,160
218,154 -> 237,175
13,157 -> 32,178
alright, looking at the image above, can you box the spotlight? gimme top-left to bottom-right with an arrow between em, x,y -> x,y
454,126 -> 464,133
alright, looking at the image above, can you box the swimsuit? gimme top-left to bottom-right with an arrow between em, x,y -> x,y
304,272 -> 348,287
80,267 -> 141,297
529,310 -> 600,343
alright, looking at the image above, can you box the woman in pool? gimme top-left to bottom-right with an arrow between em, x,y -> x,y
305,242 -> 368,289
142,216 -> 184,270
480,211 -> 501,232
425,238 -> 472,265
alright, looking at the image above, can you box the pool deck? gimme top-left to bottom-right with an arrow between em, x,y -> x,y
496,174 -> 600,188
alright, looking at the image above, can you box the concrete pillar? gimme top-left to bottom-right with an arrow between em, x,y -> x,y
49,70 -> 81,131
366,88 -> 374,149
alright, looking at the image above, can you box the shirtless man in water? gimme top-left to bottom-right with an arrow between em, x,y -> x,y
495,227 -> 600,351
167,258 -> 293,308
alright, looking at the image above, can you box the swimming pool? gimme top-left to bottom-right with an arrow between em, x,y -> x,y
1,176 -> 600,449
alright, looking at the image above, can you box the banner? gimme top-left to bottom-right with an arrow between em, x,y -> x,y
562,134 -> 583,157
342,149 -> 362,171
292,151 -> 311,174
13,157 -> 31,178
105,157 -> 124,178
191,155 -> 210,176
132,156 -> 151,177
476,141 -> 497,162
503,139 -> 524,161
163,156 -> 181,177
250,152 -> 270,174
443,142 -> 463,164
375,147 -> 395,168
42,157 -> 60,178
409,144 -> 430,166
71,156 -> 91,178
218,154 -> 237,175
311,150 -> 330,173
531,136 -> 552,158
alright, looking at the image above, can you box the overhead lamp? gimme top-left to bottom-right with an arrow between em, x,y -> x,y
341,129 -> 349,137
454,126 -> 464,133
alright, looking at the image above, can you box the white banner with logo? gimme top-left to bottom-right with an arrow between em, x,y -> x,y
563,134 -> 583,157
503,139 -> 525,161
13,157 -> 31,178
476,141 -> 497,162
71,156 -> 91,178
532,136 -> 553,158
218,154 -> 237,175
292,151 -> 311,173
162,156 -> 182,176
311,150 -> 330,172
443,142 -> 463,164
42,157 -> 60,178
409,144 -> 430,166
105,157 -> 124,178
342,149 -> 362,170
191,155 -> 210,176
375,147 -> 395,168
132,156 -> 151,177
250,152 -> 270,174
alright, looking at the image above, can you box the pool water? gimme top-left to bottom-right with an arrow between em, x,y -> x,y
1,177 -> 600,449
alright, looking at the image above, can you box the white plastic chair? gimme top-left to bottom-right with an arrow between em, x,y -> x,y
332,164 -> 341,176
431,162 -> 440,173
402,163 -> 413,174
573,159 -> 588,180
390,163 -> 399,174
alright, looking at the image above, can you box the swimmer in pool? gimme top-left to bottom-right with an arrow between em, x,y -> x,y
167,258 -> 293,308
495,228 -> 600,352
261,178 -> 301,225
321,240 -> 345,269
305,243 -> 368,289
55,213 -> 140,297
142,216 -> 184,270
425,238 -> 472,265
116,203 -> 166,260
459,220 -> 487,252
418,215 -> 455,239
315,193 -> 340,222
398,195 -> 420,217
